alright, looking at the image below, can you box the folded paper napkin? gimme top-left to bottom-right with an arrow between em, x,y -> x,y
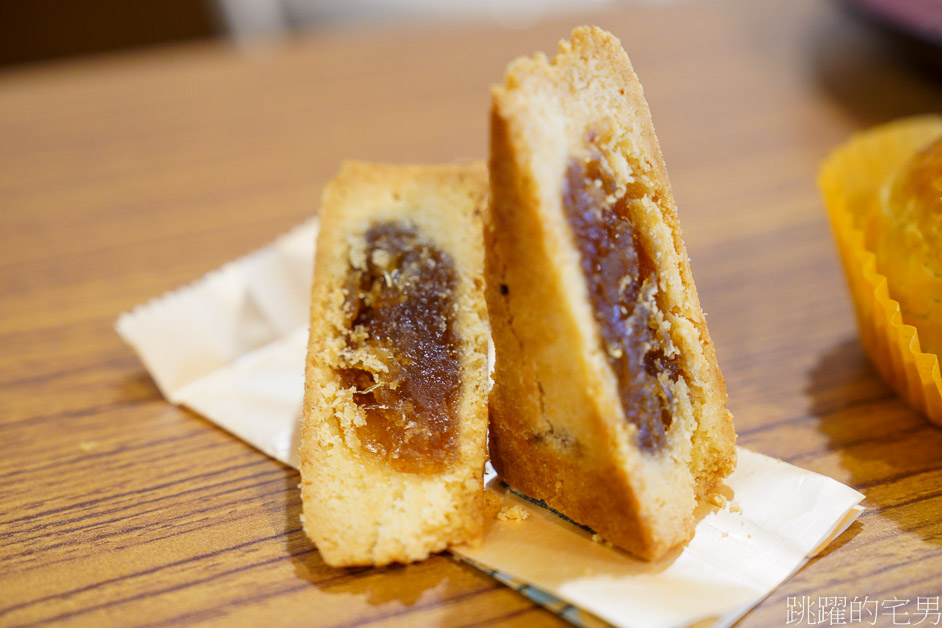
116,219 -> 864,628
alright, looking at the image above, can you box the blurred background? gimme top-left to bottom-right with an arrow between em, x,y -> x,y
1,0 -> 941,73
0,0 -> 616,67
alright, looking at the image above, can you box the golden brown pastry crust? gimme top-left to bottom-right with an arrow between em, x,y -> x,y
873,132 -> 942,355
486,26 -> 736,560
300,161 -> 490,567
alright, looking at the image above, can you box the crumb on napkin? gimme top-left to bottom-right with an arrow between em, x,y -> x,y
497,505 -> 530,522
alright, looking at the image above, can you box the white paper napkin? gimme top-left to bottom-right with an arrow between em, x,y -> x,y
116,218 -> 864,628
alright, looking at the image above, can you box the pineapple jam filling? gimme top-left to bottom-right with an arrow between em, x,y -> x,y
563,148 -> 683,451
338,222 -> 462,473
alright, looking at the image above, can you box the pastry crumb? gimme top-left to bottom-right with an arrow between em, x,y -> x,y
496,504 -> 530,521
706,492 -> 727,509
591,533 -> 614,548
729,501 -> 742,514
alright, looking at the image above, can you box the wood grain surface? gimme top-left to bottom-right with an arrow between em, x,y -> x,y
2,0 -> 942,625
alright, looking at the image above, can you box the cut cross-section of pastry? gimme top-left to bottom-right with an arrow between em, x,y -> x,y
486,26 -> 736,561
300,161 -> 490,567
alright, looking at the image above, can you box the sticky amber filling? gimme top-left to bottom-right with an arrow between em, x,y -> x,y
338,222 -> 461,473
562,147 -> 682,451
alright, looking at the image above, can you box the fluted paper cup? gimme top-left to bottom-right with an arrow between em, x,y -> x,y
819,115 -> 942,425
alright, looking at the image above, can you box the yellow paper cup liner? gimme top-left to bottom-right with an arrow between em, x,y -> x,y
819,115 -> 942,426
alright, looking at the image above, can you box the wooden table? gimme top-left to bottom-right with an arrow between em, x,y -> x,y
3,0 -> 942,625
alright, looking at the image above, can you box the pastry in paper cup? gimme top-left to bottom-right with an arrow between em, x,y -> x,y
819,115 -> 942,425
